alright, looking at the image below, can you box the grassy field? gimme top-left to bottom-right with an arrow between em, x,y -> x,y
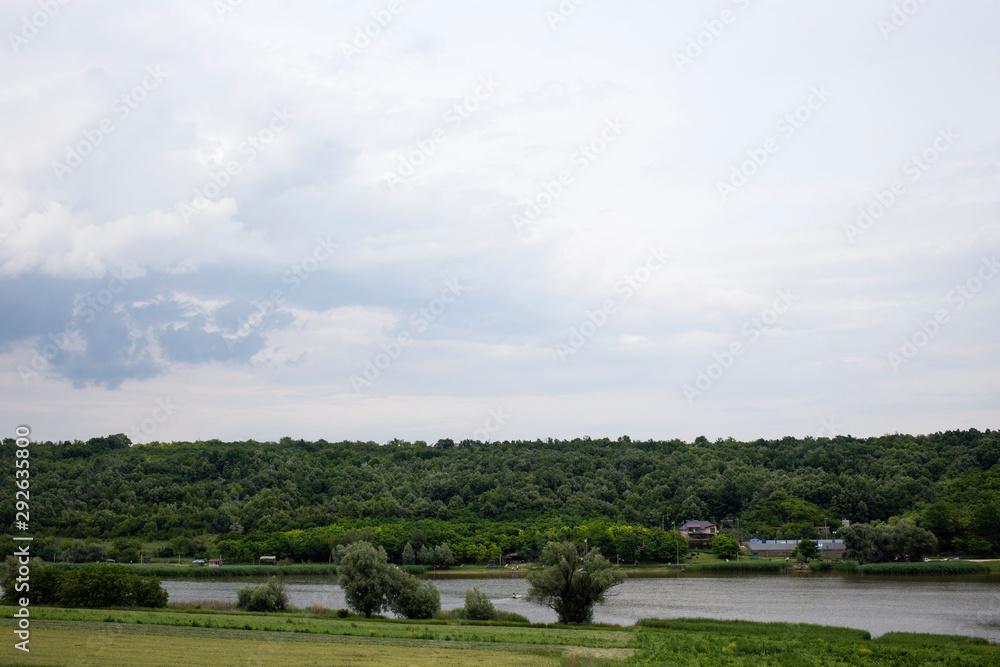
0,606 -> 632,667
627,618 -> 999,666
1,605 -> 997,666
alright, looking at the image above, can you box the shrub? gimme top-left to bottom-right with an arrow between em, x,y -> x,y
790,539 -> 819,563
709,534 -> 739,559
463,587 -> 496,621
389,568 -> 440,619
23,562 -> 168,608
493,609 -> 530,623
236,577 -> 288,612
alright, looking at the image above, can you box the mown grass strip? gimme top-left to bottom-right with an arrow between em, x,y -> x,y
0,624 -> 564,667
636,618 -> 870,642
6,607 -> 634,649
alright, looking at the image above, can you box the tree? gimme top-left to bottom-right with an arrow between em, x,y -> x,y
710,534 -> 739,560
526,541 -> 625,624
169,536 -> 193,557
842,522 -> 932,563
402,542 -> 416,565
337,541 -> 439,619
237,577 -> 288,612
892,522 -> 938,561
791,539 -> 819,562
331,544 -> 348,565
65,540 -> 107,563
388,568 -> 440,619
110,538 -> 142,564
463,587 -> 496,620
418,544 -> 435,565
338,542 -> 395,618
435,544 -> 454,568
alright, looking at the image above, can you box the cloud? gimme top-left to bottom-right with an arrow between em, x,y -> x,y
0,0 -> 999,441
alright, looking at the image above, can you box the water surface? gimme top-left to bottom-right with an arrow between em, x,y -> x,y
162,574 -> 1000,641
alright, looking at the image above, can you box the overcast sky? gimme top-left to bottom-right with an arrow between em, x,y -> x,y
1,0 -> 997,445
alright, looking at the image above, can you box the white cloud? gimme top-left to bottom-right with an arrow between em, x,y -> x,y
1,0 -> 999,441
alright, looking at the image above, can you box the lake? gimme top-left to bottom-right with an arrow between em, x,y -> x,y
162,574 -> 1000,642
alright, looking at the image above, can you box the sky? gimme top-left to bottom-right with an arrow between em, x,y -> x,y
0,0 -> 997,446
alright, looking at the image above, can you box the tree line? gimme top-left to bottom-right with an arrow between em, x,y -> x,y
2,429 -> 998,558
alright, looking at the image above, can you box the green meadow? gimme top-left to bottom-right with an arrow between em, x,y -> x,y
1,606 -> 996,666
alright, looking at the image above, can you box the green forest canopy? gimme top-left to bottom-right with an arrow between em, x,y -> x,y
2,429 -> 998,562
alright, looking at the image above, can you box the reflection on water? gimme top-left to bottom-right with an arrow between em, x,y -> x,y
162,574 -> 1000,641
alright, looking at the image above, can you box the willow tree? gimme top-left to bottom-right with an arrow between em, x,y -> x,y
526,541 -> 625,624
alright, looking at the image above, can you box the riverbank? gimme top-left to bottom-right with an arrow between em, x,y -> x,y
43,559 -> 997,580
1,606 -> 996,666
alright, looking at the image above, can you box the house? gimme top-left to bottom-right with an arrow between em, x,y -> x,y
679,520 -> 718,546
208,558 -> 223,567
747,539 -> 845,558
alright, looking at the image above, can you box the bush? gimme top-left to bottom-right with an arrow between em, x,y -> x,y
493,609 -> 530,623
709,534 -> 739,559
236,577 -> 288,612
463,587 -> 496,621
20,562 -> 168,608
389,568 -> 440,619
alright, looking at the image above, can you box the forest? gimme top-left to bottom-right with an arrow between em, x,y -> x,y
2,429 -> 998,563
